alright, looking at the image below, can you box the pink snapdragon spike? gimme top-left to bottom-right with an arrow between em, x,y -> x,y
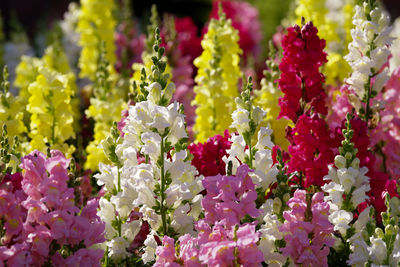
278,22 -> 327,123
154,165 -> 263,266
201,164 -> 260,227
0,150 -> 105,266
280,190 -> 334,267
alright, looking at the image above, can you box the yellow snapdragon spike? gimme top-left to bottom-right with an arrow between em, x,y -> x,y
84,93 -> 126,171
254,78 -> 291,150
14,55 -> 42,101
0,69 -> 26,144
192,12 -> 242,142
295,0 -> 351,85
77,0 -> 117,81
27,67 -> 75,157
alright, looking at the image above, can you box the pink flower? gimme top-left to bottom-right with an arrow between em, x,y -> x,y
280,189 -> 333,266
154,236 -> 177,265
201,165 -> 260,227
199,240 -> 236,267
64,248 -> 104,267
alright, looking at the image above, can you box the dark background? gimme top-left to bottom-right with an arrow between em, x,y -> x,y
0,0 -> 399,43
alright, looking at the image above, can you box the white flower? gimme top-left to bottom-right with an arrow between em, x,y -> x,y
107,237 -> 131,260
95,163 -> 119,191
372,68 -> 390,93
97,198 -> 117,239
122,221 -> 141,243
368,236 -> 387,265
329,210 -> 353,236
146,82 -> 162,104
165,183 -> 192,209
337,167 -> 358,193
132,164 -> 155,188
142,234 -> 158,263
163,82 -> 175,102
140,206 -> 161,231
171,203 -> 194,234
231,108 -> 250,135
322,182 -> 344,207
348,238 -> 370,266
256,127 -> 274,150
134,184 -> 156,208
252,106 -> 267,126
351,185 -> 370,208
141,131 -> 161,160
390,233 -> 400,266
389,197 -> 400,217
353,206 -> 372,232
149,105 -> 171,133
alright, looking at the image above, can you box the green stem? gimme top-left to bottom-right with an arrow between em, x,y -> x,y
117,168 -> 121,192
105,247 -> 109,267
365,76 -> 372,126
160,137 -> 168,236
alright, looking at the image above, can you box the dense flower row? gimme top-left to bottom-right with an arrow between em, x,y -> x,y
0,0 -> 400,266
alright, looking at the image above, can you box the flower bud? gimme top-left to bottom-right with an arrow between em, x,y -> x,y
335,155 -> 347,169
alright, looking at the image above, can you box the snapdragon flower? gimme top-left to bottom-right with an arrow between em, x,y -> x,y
344,0 -> 393,124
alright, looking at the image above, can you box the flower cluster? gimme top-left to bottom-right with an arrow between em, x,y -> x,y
95,29 -> 202,264
278,21 -> 328,122
188,130 -> 231,177
27,66 -> 76,157
209,0 -> 262,61
344,0 -> 392,123
154,165 -> 264,267
280,190 -> 334,266
192,8 -> 242,142
0,150 -> 105,266
77,0 -> 117,81
295,0 -> 351,84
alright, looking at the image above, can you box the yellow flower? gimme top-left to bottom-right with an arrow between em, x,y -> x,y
84,93 -> 126,171
77,0 -> 117,81
27,67 -> 76,157
192,12 -> 242,142
254,77 -> 291,150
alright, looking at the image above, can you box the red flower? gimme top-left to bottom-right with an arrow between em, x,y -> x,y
278,22 -> 328,123
188,130 -> 232,176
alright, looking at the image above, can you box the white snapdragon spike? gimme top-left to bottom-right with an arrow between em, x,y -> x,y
348,237 -> 370,266
345,2 -> 393,101
107,237 -> 131,260
142,233 -> 158,264
258,200 -> 288,266
323,155 -> 370,214
95,163 -> 119,192
389,17 -> 400,71
223,127 -> 277,190
368,236 -> 387,265
329,210 -> 353,236
391,233 -> 400,265
231,108 -> 250,135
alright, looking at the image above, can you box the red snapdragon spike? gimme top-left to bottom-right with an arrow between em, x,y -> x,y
188,130 -> 232,176
278,22 -> 328,123
287,114 -> 336,188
